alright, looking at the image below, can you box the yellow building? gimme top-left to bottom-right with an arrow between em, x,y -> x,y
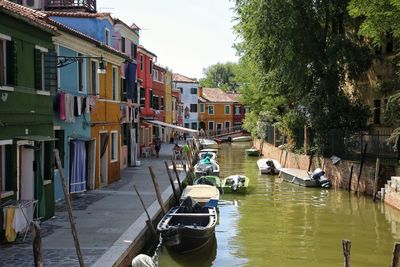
165,70 -> 173,124
198,87 -> 235,135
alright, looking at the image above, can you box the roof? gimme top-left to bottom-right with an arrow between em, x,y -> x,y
172,73 -> 198,83
44,11 -> 112,18
201,88 -> 236,103
114,18 -> 139,36
131,22 -> 140,30
198,96 -> 207,103
138,45 -> 157,58
227,93 -> 240,102
154,64 -> 166,72
0,0 -> 57,33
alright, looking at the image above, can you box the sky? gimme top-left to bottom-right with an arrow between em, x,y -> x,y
98,0 -> 238,79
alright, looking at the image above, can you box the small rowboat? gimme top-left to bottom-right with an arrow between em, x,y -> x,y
157,197 -> 217,253
221,175 -> 250,194
257,158 -> 281,174
231,136 -> 252,142
245,148 -> 261,157
180,185 -> 220,206
199,139 -> 219,149
193,175 -> 221,188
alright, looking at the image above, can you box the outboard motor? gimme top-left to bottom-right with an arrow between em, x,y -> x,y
312,168 -> 331,188
204,164 -> 214,175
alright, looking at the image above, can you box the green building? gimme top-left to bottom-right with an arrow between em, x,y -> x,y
0,0 -> 58,237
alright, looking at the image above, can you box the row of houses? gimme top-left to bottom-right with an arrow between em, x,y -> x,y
0,0 -> 247,231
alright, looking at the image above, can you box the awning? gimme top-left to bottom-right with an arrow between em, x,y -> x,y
15,135 -> 58,142
144,120 -> 199,134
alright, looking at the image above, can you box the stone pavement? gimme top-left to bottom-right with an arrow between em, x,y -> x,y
0,142 -> 186,267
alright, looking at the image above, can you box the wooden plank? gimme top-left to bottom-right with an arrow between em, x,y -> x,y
54,149 -> 85,267
133,185 -> 157,239
164,161 -> 180,203
148,167 -> 167,215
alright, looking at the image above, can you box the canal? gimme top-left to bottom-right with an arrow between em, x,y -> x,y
158,142 -> 400,266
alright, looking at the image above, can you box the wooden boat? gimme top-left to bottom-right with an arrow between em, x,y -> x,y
180,185 -> 220,206
221,175 -> 250,193
193,175 -> 221,188
245,148 -> 261,157
198,151 -> 217,160
200,148 -> 218,154
157,197 -> 217,253
199,139 -> 219,149
280,168 -> 332,188
231,136 -> 252,142
194,159 -> 220,177
257,158 -> 281,174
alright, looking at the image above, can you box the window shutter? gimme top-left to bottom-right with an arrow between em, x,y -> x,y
44,50 -> 57,92
34,49 -> 43,90
6,40 -> 17,86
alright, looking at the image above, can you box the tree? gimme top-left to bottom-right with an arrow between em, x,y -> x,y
233,0 -> 372,152
199,62 -> 239,91
349,0 -> 400,149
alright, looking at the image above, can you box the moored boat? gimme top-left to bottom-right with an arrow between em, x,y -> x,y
199,139 -> 219,149
245,148 -> 261,157
257,158 -> 281,174
157,197 -> 217,253
194,159 -> 220,177
221,175 -> 250,193
231,136 -> 252,142
279,168 -> 331,188
180,185 -> 220,206
193,175 -> 221,188
198,151 -> 217,160
200,148 -> 218,154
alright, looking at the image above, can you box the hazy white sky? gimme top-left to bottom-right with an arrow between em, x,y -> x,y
98,0 -> 238,79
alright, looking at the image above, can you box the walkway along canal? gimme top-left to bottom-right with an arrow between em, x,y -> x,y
158,142 -> 400,267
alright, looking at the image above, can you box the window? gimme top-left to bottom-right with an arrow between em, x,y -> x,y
140,55 -> 143,70
178,87 -> 183,94
112,67 -> 118,100
0,35 -> 15,87
225,105 -> 230,115
200,103 -> 205,113
235,106 -> 241,115
190,87 -> 197,94
121,37 -> 126,53
153,95 -> 159,110
225,121 -> 230,129
374,99 -> 381,124
131,43 -> 137,59
208,121 -> 214,130
105,29 -> 110,45
160,97 -> 164,110
149,60 -> 153,74
190,104 -> 197,112
153,70 -> 159,81
159,72 -> 164,83
245,107 -> 250,113
184,123 -> 190,129
208,105 -> 214,115
78,53 -> 86,93
140,87 -> 145,106
191,122 -> 198,130
91,60 -> 99,95
121,77 -> 127,101
0,144 -> 12,194
111,131 -> 118,162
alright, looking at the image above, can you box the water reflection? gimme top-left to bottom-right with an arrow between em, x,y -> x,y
159,142 -> 400,267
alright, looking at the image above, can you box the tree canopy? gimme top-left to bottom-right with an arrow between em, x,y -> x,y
233,0 -> 372,150
199,62 -> 239,91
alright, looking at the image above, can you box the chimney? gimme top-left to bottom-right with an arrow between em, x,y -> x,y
198,87 -> 203,97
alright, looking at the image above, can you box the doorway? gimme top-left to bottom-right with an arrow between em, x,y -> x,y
99,132 -> 109,187
20,145 -> 34,200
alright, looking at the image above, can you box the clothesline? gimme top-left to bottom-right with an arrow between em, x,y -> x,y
56,88 -> 99,97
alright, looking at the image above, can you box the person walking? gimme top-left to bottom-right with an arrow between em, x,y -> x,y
154,136 -> 162,158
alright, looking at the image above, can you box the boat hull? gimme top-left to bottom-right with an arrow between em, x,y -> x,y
246,149 -> 260,157
180,185 -> 220,205
279,168 -> 319,187
231,136 -> 252,142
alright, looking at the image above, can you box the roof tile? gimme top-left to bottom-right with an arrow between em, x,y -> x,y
202,88 -> 237,103
172,73 -> 198,83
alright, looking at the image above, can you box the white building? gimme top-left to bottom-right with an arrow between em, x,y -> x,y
172,73 -> 199,133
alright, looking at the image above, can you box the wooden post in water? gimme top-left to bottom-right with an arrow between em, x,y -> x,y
133,185 -> 157,239
172,161 -> 183,192
307,153 -> 314,172
355,144 -> 368,195
391,242 -> 400,267
348,166 -> 354,191
373,158 -> 381,202
148,167 -> 167,215
31,221 -> 43,267
342,239 -> 351,267
54,149 -> 85,267
164,161 -> 180,203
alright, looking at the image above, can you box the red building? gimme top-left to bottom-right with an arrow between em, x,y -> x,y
228,93 -> 246,128
137,45 -> 156,150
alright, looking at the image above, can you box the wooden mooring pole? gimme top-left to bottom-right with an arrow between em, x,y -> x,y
54,149 -> 85,267
164,161 -> 180,203
172,161 -> 183,192
133,185 -> 157,239
373,158 -> 381,202
31,221 -> 43,267
392,242 -> 400,267
348,165 -> 354,192
148,167 -> 167,215
355,144 -> 368,195
342,239 -> 351,267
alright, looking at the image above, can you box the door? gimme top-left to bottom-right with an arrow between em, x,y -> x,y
99,133 -> 108,187
88,140 -> 96,190
20,146 -> 35,200
216,123 -> 222,135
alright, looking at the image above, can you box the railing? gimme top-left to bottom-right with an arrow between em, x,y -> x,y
205,125 -> 243,138
46,0 -> 96,12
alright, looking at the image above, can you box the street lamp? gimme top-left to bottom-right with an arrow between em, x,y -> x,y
57,55 -> 106,74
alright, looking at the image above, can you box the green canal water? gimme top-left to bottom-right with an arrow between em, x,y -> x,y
158,142 -> 400,267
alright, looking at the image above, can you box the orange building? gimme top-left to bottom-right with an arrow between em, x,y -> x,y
198,87 -> 236,135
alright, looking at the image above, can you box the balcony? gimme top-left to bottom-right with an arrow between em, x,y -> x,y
45,0 -> 96,13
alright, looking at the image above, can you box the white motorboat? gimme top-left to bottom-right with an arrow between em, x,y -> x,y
257,158 -> 282,175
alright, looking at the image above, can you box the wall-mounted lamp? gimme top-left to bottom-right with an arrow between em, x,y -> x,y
57,55 -> 107,74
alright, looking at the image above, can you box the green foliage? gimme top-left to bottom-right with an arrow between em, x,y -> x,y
233,0 -> 372,148
199,62 -> 239,91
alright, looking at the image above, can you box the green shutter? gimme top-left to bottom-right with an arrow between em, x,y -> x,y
6,40 -> 17,86
34,49 -> 43,90
44,50 -> 57,92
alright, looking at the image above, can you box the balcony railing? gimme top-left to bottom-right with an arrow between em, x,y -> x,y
46,0 -> 96,13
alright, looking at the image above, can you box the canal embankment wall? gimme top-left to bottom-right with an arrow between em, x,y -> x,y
255,139 -> 400,198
